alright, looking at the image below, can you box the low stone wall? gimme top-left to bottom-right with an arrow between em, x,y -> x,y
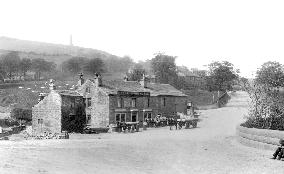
236,125 -> 284,150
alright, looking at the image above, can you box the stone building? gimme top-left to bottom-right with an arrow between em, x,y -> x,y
76,74 -> 188,128
32,75 -> 188,134
32,80 -> 85,135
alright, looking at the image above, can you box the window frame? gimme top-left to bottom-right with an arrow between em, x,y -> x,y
131,98 -> 137,108
131,112 -> 137,122
86,87 -> 90,93
87,98 -> 92,107
115,113 -> 126,122
86,115 -> 91,124
117,97 -> 124,108
147,97 -> 150,107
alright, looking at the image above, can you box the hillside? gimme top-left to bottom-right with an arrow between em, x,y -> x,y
0,36 -> 121,65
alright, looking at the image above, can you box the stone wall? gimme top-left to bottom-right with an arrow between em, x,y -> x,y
91,88 -> 109,128
32,91 -> 62,135
236,125 -> 284,150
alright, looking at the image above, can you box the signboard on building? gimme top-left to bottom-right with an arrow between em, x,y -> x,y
117,91 -> 150,97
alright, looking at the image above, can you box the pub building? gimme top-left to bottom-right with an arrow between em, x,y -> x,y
76,73 -> 188,128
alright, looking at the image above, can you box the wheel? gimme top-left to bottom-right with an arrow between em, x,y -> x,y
192,121 -> 197,128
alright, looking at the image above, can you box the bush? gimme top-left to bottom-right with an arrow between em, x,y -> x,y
11,108 -> 32,122
242,81 -> 284,130
0,118 -> 19,127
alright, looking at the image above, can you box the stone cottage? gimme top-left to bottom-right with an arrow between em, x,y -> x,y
32,80 -> 85,135
76,74 -> 188,128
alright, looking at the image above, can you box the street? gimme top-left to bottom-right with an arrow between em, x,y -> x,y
0,91 -> 283,174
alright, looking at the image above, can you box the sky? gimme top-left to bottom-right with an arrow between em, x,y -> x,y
1,0 -> 284,78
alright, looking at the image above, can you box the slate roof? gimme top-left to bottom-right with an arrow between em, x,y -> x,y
87,79 -> 187,97
56,90 -> 82,97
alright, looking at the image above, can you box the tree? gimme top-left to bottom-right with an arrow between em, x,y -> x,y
31,58 -> 56,80
0,51 -> 21,79
207,61 -> 239,91
151,53 -> 178,85
255,61 -> 284,87
62,57 -> 88,75
127,63 -> 146,81
19,58 -> 32,79
104,55 -> 134,73
83,58 -> 105,75
0,63 -> 5,81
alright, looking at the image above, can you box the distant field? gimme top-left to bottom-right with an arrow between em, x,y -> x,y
0,80 -> 77,109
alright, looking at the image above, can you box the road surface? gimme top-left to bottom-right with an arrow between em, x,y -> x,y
0,91 -> 283,174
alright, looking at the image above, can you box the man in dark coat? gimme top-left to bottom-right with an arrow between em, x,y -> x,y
272,139 -> 284,160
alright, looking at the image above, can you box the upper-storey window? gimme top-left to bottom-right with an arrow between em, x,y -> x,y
131,98 -> 137,107
86,87 -> 90,93
161,97 -> 166,107
117,97 -> 124,108
87,98 -> 91,107
147,97 -> 150,107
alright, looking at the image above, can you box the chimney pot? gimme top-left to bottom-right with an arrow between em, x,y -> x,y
94,73 -> 102,87
78,72 -> 85,86
49,79 -> 56,90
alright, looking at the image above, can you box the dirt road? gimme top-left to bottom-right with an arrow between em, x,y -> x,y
0,91 -> 283,174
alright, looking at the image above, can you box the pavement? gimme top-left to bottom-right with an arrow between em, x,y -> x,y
0,91 -> 283,174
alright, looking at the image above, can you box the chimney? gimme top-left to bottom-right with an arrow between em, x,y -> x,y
38,93 -> 46,102
94,73 -> 102,87
139,74 -> 148,88
49,79 -> 56,90
78,72 -> 85,86
123,76 -> 128,82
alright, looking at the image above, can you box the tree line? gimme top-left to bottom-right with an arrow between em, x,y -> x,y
0,50 -> 241,93
0,51 -> 56,81
127,53 -> 240,92
0,51 -> 134,82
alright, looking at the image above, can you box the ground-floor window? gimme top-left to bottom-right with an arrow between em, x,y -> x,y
144,112 -> 152,120
38,118 -> 43,124
86,115 -> 91,124
131,112 -> 137,122
115,113 -> 126,122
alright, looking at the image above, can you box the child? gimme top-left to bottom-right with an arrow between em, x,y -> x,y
272,139 -> 284,160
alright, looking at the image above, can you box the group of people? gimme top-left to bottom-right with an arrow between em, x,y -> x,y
115,121 -> 140,133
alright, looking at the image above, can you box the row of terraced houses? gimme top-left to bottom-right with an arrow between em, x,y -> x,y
32,74 -> 188,135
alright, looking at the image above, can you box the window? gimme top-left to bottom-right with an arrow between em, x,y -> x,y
131,112 -> 137,122
115,113 -> 126,122
131,98 -> 137,107
87,98 -> 91,107
163,98 -> 166,107
115,114 -> 120,122
38,119 -> 43,124
124,99 -> 129,107
86,115 -> 91,124
147,97 -> 150,107
117,98 -> 123,108
121,114 -> 126,122
70,98 -> 75,108
144,112 -> 152,120
86,87 -> 90,93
